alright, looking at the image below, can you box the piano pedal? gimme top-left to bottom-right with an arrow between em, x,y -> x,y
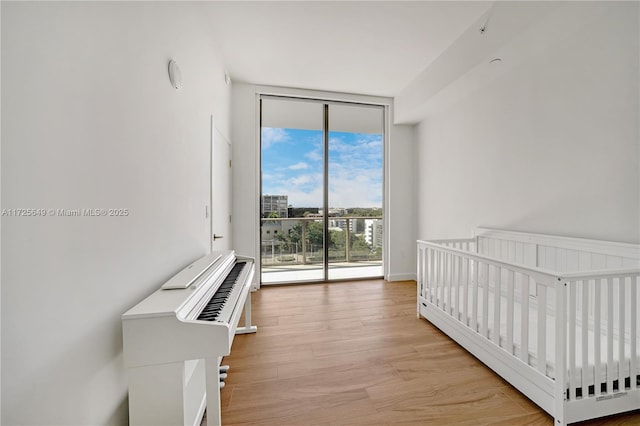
219,373 -> 228,381
219,381 -> 225,390
219,365 -> 229,373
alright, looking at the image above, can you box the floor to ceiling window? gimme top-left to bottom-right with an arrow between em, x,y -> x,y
260,96 -> 384,284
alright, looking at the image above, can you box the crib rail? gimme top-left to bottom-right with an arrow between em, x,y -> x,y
475,228 -> 640,271
417,239 -> 640,417
426,238 -> 476,252
417,240 -> 559,368
561,273 -> 640,401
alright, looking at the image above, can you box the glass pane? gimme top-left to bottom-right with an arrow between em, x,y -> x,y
260,98 -> 324,283
327,104 -> 384,280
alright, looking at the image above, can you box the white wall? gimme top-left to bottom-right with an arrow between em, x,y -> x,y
230,84 -> 260,276
386,122 -> 416,281
416,2 -> 639,244
231,84 -> 417,282
1,2 -> 231,424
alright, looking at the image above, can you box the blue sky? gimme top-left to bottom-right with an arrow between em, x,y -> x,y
261,128 -> 382,208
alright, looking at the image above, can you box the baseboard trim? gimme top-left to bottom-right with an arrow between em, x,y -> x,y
386,273 -> 416,282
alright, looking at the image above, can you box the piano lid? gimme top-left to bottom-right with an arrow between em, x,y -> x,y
161,252 -> 222,289
122,250 -> 234,320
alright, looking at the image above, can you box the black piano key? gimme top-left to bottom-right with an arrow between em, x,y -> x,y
197,262 -> 246,321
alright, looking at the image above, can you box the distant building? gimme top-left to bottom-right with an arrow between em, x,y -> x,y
261,220 -> 282,243
262,195 -> 288,218
350,219 -> 364,234
372,220 -> 383,249
329,218 -> 347,230
365,219 -> 383,249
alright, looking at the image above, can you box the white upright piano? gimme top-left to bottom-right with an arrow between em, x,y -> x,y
122,251 -> 257,426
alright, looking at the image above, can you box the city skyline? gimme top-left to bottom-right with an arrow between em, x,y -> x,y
261,127 -> 383,208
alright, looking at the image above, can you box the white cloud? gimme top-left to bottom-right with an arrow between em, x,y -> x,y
290,175 -> 312,186
304,150 -> 323,162
276,187 -> 324,207
261,128 -> 289,149
288,162 -> 309,170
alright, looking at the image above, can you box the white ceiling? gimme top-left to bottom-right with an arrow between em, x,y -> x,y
206,1 -> 492,97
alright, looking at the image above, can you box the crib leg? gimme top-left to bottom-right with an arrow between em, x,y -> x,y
554,280 -> 567,426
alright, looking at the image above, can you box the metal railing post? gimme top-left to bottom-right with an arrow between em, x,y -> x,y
345,218 -> 351,263
302,220 -> 308,265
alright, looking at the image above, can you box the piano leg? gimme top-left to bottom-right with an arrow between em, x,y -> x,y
235,289 -> 258,335
205,357 -> 222,426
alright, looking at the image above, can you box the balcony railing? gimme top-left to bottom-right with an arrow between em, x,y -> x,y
260,216 -> 382,268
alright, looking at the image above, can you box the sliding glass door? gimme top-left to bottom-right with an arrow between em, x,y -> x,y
260,98 -> 325,282
260,96 -> 384,284
327,103 -> 383,280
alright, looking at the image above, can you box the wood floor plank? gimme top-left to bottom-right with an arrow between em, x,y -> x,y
212,279 -> 638,425
225,389 -> 372,425
336,388 -> 531,425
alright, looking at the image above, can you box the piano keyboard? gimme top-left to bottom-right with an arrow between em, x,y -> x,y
197,262 -> 246,322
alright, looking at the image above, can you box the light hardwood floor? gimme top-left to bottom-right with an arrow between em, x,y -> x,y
212,279 -> 639,425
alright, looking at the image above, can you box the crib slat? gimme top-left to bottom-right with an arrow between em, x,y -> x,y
437,251 -> 443,309
421,248 -> 426,306
455,255 -> 461,321
460,257 -> 469,325
631,276 -> 638,390
440,251 -> 444,303
417,247 -> 422,297
434,250 -> 438,306
618,277 -> 625,389
520,274 -> 530,364
537,283 -> 547,375
569,282 -> 576,400
424,249 -> 429,303
581,279 -> 589,398
607,278 -> 614,394
507,270 -> 514,355
554,279 -> 568,418
443,252 -> 448,311
445,252 -> 450,311
429,249 -> 435,304
424,248 -> 429,300
472,260 -> 479,332
482,263 -> 489,339
419,248 -> 424,298
440,250 -> 445,307
594,279 -> 602,396
442,252 -> 447,311
493,266 -> 501,346
424,248 -> 433,302
429,250 -> 438,303
448,253 -> 453,315
462,257 -> 469,326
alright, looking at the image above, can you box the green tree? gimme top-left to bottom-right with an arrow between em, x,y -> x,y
351,234 -> 370,251
330,229 -> 345,249
306,221 -> 324,247
346,208 -> 382,218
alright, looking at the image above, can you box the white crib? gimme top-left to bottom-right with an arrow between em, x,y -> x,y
417,228 -> 640,425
